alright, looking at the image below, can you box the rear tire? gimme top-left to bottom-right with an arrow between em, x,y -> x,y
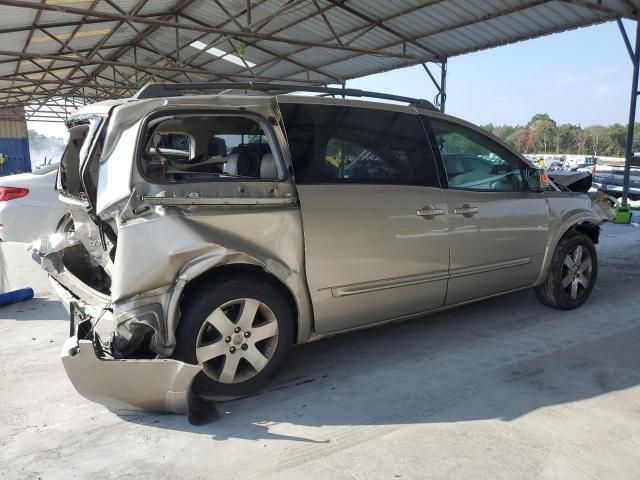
535,232 -> 597,310
174,276 -> 294,398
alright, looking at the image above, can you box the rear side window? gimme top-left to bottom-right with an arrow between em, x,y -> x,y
58,124 -> 88,197
58,115 -> 104,202
280,103 -> 439,187
139,113 -> 282,183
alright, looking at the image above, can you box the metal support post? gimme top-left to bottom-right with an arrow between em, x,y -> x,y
421,59 -> 447,112
439,59 -> 447,113
618,18 -> 640,206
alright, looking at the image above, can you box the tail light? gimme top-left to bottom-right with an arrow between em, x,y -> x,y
591,165 -> 597,175
0,186 -> 29,202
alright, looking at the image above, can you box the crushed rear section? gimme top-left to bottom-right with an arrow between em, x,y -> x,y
32,94 -> 308,417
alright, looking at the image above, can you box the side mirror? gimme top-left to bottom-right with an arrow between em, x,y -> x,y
526,167 -> 548,191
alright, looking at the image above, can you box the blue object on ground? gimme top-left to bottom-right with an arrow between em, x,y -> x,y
0,288 -> 34,307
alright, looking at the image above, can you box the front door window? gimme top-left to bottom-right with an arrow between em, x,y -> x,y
430,120 -> 525,191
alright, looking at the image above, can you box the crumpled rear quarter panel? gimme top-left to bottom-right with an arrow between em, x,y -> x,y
110,203 -> 311,355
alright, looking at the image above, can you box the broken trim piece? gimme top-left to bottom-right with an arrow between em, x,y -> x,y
62,334 -> 202,414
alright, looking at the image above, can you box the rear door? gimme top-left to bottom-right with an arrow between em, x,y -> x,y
425,117 -> 549,305
57,114 -> 117,277
280,102 -> 449,334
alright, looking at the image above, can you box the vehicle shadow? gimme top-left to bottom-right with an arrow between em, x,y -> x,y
118,290 -> 640,443
117,228 -> 640,442
0,296 -> 67,321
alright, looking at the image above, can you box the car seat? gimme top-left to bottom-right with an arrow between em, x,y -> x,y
259,153 -> 278,179
223,151 -> 251,176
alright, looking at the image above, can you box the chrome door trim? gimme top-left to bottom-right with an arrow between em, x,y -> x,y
449,257 -> 531,279
306,284 -> 535,343
327,257 -> 531,298
328,270 -> 450,298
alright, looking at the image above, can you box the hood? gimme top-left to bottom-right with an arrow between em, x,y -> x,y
548,171 -> 592,193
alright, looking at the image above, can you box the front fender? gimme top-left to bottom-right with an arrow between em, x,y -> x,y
535,198 -> 602,285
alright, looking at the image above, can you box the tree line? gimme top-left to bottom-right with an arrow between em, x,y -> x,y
480,114 -> 636,157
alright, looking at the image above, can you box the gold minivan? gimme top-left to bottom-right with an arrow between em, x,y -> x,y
33,83 -> 603,416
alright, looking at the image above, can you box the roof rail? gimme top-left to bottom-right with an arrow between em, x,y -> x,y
133,82 -> 438,111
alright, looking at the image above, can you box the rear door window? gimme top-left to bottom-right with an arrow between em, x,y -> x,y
139,113 -> 282,183
279,103 -> 440,187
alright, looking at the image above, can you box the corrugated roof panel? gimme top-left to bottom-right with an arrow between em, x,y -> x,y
346,27 -> 404,51
264,15 -> 342,44
327,55 -> 406,79
287,46 -> 354,69
0,62 -> 19,76
37,7 -> 85,25
0,31 -> 31,52
0,5 -> 37,29
131,0 -> 177,15
341,0 -> 426,20
0,0 -> 636,113
103,21 -> 138,42
237,1 -> 320,36
65,22 -> 122,50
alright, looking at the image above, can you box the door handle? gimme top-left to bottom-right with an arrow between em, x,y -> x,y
417,205 -> 445,218
453,204 -> 479,217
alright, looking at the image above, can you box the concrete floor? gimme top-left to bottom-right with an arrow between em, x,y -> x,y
1,223 -> 639,480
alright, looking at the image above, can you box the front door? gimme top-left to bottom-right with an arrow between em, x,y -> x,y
280,102 -> 450,334
426,118 -> 549,306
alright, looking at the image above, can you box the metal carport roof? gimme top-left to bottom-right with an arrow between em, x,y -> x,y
0,0 -> 638,122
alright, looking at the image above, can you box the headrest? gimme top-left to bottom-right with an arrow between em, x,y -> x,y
259,153 -> 278,179
223,153 -> 240,175
225,151 -> 252,176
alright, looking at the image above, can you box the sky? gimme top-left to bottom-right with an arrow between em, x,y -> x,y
27,18 -> 635,137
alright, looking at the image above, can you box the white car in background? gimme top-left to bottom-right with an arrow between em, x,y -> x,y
0,163 -> 66,243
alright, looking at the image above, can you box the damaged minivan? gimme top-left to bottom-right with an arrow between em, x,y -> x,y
33,83 -> 606,416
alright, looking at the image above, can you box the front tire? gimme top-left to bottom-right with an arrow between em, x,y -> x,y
535,231 -> 597,310
174,276 -> 294,398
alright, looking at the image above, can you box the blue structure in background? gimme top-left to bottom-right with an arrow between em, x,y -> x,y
0,137 -> 31,176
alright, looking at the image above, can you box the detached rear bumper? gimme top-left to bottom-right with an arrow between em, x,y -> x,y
61,333 -> 201,414
52,279 -> 203,415
34,233 -> 209,418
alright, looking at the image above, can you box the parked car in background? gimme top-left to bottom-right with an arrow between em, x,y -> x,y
0,163 -> 66,243
32,84 -> 604,416
592,164 -> 640,200
545,162 -> 563,172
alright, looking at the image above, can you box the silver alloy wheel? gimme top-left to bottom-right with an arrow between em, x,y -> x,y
195,298 -> 279,384
561,244 -> 593,300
